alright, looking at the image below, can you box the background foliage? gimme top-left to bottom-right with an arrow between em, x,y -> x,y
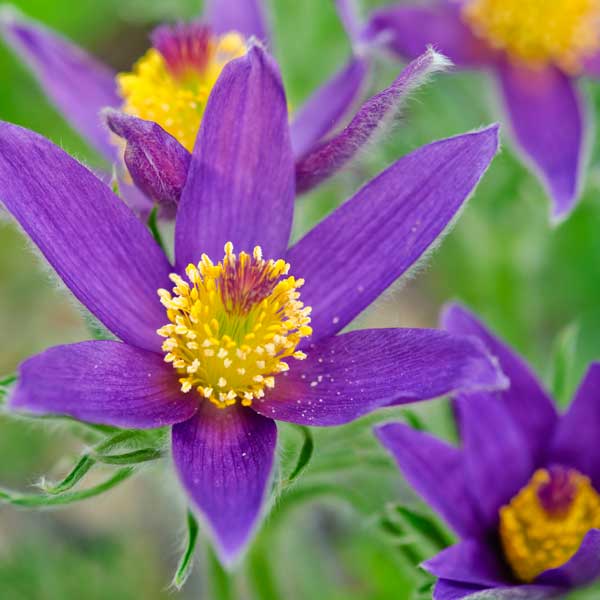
1,0 -> 600,598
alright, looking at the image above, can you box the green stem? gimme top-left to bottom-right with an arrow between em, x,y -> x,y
206,544 -> 234,600
147,205 -> 167,254
247,545 -> 280,600
0,468 -> 134,508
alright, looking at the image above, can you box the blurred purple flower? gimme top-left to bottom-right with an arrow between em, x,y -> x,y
0,0 -> 441,216
104,47 -> 451,206
377,303 -> 600,598
0,46 -> 504,564
362,0 -> 600,222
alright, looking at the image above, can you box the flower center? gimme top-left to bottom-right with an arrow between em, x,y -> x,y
499,466 -> 600,582
462,0 -> 600,72
117,23 -> 247,152
157,243 -> 312,409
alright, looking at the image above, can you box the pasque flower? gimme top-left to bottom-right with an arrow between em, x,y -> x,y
0,0 -> 419,214
362,0 -> 600,222
377,304 -> 600,598
103,46 -> 450,212
0,44 -> 504,563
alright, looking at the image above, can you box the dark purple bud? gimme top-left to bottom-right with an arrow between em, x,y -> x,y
104,109 -> 191,208
295,48 -> 450,194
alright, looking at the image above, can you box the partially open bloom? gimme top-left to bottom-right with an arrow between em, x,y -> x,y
118,24 -> 247,153
0,0 -> 413,215
377,304 -> 600,598
0,45 -> 504,563
104,46 -> 451,212
362,0 -> 600,222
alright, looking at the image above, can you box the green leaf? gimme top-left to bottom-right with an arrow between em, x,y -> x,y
172,511 -> 199,590
284,425 -> 314,484
92,447 -> 163,465
0,373 -> 17,387
38,430 -> 163,494
0,373 -> 16,405
393,540 -> 423,568
147,205 -> 167,254
94,429 -> 158,454
414,578 -> 435,599
41,455 -> 96,495
401,409 -> 428,431
0,468 -> 134,508
394,505 -> 454,551
379,515 -> 406,538
550,322 -> 579,408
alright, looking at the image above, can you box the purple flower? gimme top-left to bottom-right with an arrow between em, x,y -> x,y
376,303 -> 600,598
104,46 -> 451,210
0,1 -> 434,214
361,0 -> 599,222
0,45 -> 504,564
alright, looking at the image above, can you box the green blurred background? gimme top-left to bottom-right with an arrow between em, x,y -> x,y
2,0 -> 600,598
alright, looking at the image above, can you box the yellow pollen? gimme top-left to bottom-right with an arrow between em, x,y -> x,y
157,242 -> 312,409
117,32 -> 247,152
462,0 -> 600,72
499,467 -> 600,582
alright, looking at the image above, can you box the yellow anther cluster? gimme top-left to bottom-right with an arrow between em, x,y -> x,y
499,468 -> 600,582
463,0 -> 600,72
117,32 -> 246,152
157,243 -> 312,409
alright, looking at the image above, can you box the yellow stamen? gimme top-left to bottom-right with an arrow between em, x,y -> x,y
157,243 -> 312,409
117,31 -> 246,152
462,0 -> 600,72
499,467 -> 600,582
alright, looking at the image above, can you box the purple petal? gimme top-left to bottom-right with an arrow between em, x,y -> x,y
253,328 -> 506,426
287,126 -> 499,344
433,580 -> 560,600
0,8 -> 119,160
10,341 -> 197,428
0,122 -> 172,352
175,45 -> 294,267
376,422 -> 480,537
424,541 -> 511,587
295,48 -> 450,194
456,393 -> 534,530
204,0 -> 269,42
362,4 -> 492,66
104,109 -> 190,208
550,364 -> 600,489
442,304 -> 557,465
290,58 -> 368,159
335,0 -> 362,42
433,580 -> 484,600
497,62 -> 585,222
171,404 -> 276,566
537,529 -> 600,588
